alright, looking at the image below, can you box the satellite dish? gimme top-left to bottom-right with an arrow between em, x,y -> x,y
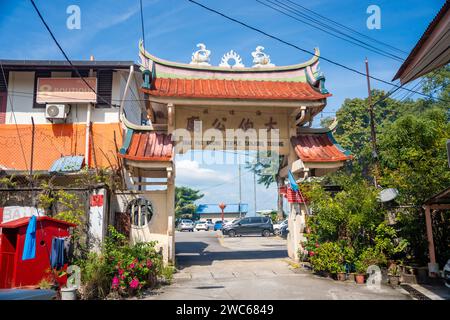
378,188 -> 399,203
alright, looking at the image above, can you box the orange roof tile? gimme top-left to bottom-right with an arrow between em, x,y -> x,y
143,78 -> 331,101
119,131 -> 173,161
291,133 -> 352,163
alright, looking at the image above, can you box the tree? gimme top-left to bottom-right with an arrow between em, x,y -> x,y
377,108 -> 450,264
325,66 -> 450,265
175,186 -> 204,219
246,152 -> 286,220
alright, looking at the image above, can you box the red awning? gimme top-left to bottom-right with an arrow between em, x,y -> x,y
142,78 -> 331,101
119,131 -> 173,161
291,133 -> 351,163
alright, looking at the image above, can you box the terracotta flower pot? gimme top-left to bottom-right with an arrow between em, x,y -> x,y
355,274 -> 365,284
337,272 -> 346,281
389,275 -> 400,286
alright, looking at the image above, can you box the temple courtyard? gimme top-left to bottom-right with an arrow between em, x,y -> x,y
144,231 -> 414,300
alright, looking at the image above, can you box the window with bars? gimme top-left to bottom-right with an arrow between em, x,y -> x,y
127,198 -> 154,227
96,69 -> 113,108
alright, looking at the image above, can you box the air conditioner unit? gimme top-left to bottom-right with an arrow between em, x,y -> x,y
45,104 -> 68,119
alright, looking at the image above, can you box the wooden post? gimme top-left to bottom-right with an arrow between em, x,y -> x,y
424,205 -> 436,264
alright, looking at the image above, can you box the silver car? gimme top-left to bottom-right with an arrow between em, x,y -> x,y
178,219 -> 194,232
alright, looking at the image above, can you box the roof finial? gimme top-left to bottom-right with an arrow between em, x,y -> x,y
190,43 -> 211,66
251,46 -> 274,68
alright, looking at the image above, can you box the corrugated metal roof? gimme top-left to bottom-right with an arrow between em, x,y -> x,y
143,78 -> 331,101
393,1 -> 450,83
196,204 -> 249,214
0,60 -> 138,70
49,156 -> 84,173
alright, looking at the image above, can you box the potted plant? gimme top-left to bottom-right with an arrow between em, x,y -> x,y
387,263 -> 401,286
354,259 -> 366,284
337,265 -> 346,281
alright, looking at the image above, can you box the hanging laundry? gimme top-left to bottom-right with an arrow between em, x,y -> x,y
50,237 -> 66,270
22,215 -> 37,260
287,170 -> 299,192
63,236 -> 73,262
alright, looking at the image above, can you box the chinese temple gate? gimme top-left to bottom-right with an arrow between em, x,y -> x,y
118,42 -> 351,262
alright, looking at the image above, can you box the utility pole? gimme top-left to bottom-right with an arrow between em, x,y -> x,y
238,162 -> 242,218
253,170 -> 257,216
365,58 -> 379,187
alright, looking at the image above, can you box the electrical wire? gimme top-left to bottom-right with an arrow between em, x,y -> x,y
283,0 -> 408,55
0,63 -> 30,170
29,0 -> 115,108
257,0 -> 404,62
187,0 -> 449,103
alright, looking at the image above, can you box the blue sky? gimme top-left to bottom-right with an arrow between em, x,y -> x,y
0,0 -> 444,215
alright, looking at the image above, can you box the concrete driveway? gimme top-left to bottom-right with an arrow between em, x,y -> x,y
145,230 -> 411,300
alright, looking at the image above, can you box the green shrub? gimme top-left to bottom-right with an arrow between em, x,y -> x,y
310,242 -> 345,274
354,247 -> 387,274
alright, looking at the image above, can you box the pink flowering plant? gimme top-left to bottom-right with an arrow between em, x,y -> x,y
103,226 -> 163,297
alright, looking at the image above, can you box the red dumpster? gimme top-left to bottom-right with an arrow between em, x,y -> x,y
0,216 -> 76,289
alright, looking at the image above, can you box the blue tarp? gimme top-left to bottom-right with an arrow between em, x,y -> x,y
49,156 -> 84,173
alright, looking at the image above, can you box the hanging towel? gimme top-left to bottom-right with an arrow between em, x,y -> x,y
288,170 -> 299,192
50,237 -> 66,270
22,216 -> 37,260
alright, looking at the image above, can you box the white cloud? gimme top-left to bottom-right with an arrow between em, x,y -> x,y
175,159 -> 233,185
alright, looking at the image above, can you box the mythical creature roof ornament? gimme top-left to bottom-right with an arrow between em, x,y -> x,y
190,43 -> 211,66
252,46 -> 275,68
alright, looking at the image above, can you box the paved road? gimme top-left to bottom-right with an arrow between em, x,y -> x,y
146,231 -> 411,300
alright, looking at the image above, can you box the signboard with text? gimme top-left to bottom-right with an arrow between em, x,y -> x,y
36,77 -> 98,104
174,106 -> 290,155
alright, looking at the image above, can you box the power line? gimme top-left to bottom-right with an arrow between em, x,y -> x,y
187,0 -> 448,103
257,0 -> 404,62
0,63 -> 30,171
29,0 -> 114,108
283,0 -> 408,55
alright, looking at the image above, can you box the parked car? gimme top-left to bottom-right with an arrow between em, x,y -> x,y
222,216 -> 273,237
223,219 -> 238,227
195,220 -> 209,231
279,223 -> 289,239
273,219 -> 288,235
206,219 -> 214,230
444,259 -> 450,288
213,220 -> 229,231
178,219 -> 194,232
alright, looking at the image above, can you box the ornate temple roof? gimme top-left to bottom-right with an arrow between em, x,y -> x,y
141,78 -> 330,101
138,41 -> 330,98
291,131 -> 352,163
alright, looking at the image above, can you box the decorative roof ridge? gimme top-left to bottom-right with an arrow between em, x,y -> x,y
147,76 -> 318,84
139,40 -> 320,73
